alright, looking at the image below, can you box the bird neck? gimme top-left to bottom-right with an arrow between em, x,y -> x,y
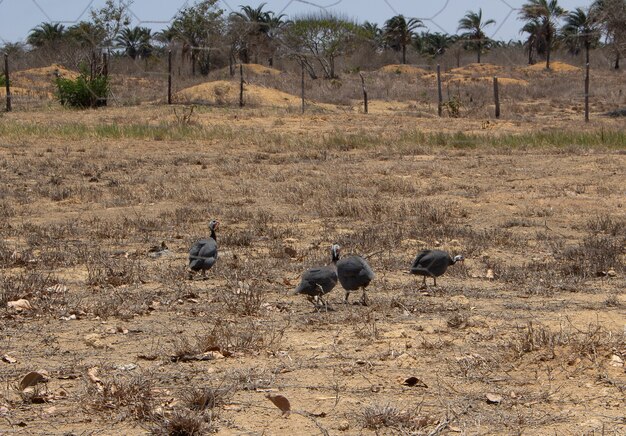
210,228 -> 216,241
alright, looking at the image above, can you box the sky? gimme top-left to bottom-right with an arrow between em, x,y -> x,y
0,0 -> 593,45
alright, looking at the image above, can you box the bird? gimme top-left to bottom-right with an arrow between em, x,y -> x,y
188,219 -> 219,279
410,250 -> 464,288
337,253 -> 375,305
293,244 -> 340,310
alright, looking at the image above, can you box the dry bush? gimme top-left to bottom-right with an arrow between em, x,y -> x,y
360,402 -> 430,432
508,322 -> 568,358
0,270 -> 59,309
151,408 -> 212,436
86,254 -> 143,288
560,235 -> 624,278
171,319 -> 286,359
85,372 -> 155,421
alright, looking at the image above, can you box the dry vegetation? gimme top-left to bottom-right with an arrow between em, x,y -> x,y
0,63 -> 624,435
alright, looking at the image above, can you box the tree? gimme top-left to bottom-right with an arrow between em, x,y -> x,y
591,0 -> 626,69
519,0 -> 567,70
171,0 -> 224,75
90,0 -> 133,52
361,21 -> 384,51
417,32 -> 455,58
284,13 -> 358,79
27,22 -> 66,48
560,7 -> 601,64
230,3 -> 271,64
116,26 -> 153,59
265,11 -> 289,66
457,9 -> 495,63
383,15 -> 424,64
66,21 -> 106,49
520,19 -> 545,64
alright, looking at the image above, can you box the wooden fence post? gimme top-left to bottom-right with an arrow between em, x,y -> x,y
359,72 -> 368,114
4,53 -> 11,112
301,61 -> 305,114
239,64 -> 244,108
584,62 -> 590,122
168,50 -> 172,105
493,76 -> 500,119
436,64 -> 442,117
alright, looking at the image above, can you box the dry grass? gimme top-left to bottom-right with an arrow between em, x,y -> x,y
0,102 -> 624,434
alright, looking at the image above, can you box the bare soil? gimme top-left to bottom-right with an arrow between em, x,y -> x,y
0,105 -> 624,435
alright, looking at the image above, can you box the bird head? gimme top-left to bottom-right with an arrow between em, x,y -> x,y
208,219 -> 220,231
331,243 -> 341,261
453,254 -> 465,264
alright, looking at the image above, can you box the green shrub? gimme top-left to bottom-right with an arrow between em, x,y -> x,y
55,73 -> 109,108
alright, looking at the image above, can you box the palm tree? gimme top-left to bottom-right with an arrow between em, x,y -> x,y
265,11 -> 288,66
519,0 -> 567,70
521,19 -> 544,64
27,22 -> 66,48
418,32 -> 456,58
230,3 -> 272,64
361,21 -> 384,50
383,15 -> 424,64
560,7 -> 600,64
591,0 -> 626,69
66,21 -> 106,49
457,8 -> 496,63
115,26 -> 153,60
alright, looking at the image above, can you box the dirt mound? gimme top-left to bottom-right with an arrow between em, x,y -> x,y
176,80 -> 300,107
521,61 -> 581,73
14,64 -> 79,81
448,76 -> 528,86
378,64 -> 428,75
450,63 -> 504,76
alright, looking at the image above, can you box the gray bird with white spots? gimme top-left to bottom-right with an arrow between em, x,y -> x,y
337,254 -> 375,305
410,249 -> 464,288
188,219 -> 219,279
294,244 -> 340,310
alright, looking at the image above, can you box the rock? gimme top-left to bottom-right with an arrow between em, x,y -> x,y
486,393 -> 503,404
7,299 -> 32,311
607,269 -> 617,277
609,355 -> 624,367
338,421 -> 350,431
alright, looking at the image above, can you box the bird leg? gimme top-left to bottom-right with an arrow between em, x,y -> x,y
418,275 -> 427,290
360,289 -> 369,306
433,276 -> 437,287
344,291 -> 350,304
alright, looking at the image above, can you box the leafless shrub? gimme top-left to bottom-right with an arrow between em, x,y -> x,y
560,235 -> 623,277
604,294 -> 620,307
86,254 -> 143,288
587,214 -> 625,237
353,310 -> 379,339
181,386 -> 232,412
360,402 -> 430,431
218,277 -> 265,316
227,367 -> 274,391
0,270 -> 58,308
151,408 -> 212,435
85,372 -> 155,421
508,322 -> 568,358
447,312 -> 470,329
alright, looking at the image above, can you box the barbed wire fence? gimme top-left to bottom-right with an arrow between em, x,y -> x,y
0,0 -> 624,121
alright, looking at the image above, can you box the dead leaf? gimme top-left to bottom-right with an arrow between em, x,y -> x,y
87,367 -> 104,392
2,354 -> 17,364
402,376 -> 428,388
8,299 -> 33,311
284,246 -> 297,258
266,393 -> 291,417
486,393 -> 503,404
282,277 -> 292,286
19,371 -> 48,390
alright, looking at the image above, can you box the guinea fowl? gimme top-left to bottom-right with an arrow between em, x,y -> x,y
188,219 -> 219,279
337,254 -> 375,305
294,244 -> 340,310
410,249 -> 464,288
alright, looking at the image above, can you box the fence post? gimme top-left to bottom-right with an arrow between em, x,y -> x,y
436,64 -> 442,117
584,62 -> 590,122
102,52 -> 108,107
168,50 -> 173,105
4,53 -> 11,112
301,61 -> 305,114
239,64 -> 244,108
359,72 -> 368,114
493,76 -> 500,119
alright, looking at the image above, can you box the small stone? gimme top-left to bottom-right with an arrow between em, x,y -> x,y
338,421 -> 350,431
607,269 -> 617,277
486,393 -> 503,404
609,355 -> 623,367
